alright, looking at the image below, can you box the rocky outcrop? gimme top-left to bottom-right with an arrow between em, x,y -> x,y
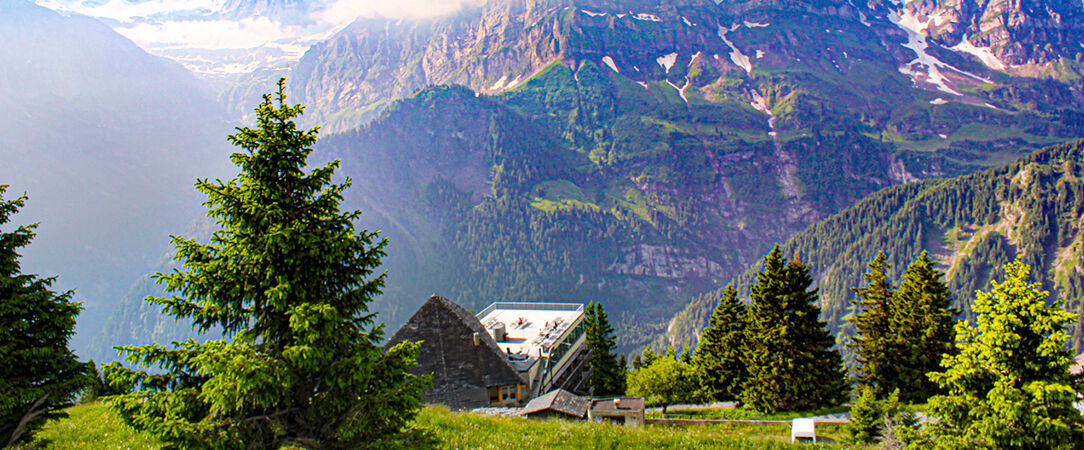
899,0 -> 1084,70
608,244 -> 723,278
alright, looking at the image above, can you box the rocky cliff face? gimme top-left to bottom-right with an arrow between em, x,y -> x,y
291,0 -> 570,131
292,0 -> 1084,134
891,0 -> 1084,74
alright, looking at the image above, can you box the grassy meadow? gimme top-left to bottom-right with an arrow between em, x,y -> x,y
33,402 -> 861,449
650,406 -> 850,422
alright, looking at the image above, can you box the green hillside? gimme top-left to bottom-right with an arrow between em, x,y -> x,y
34,402 -> 857,449
668,139 -> 1084,353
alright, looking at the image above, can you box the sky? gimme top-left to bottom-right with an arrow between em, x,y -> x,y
34,0 -> 485,51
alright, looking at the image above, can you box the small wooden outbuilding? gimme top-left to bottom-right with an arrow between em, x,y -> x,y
588,397 -> 645,427
522,388 -> 591,419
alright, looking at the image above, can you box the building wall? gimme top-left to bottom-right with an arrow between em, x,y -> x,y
538,317 -> 587,393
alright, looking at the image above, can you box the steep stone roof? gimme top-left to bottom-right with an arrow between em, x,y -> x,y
385,295 -> 525,409
521,388 -> 590,418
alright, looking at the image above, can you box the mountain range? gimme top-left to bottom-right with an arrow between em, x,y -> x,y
8,0 -> 1083,359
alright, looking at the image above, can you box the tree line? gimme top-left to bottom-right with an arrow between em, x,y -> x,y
626,244 -> 1084,448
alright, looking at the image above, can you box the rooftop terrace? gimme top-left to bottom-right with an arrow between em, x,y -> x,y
477,302 -> 585,372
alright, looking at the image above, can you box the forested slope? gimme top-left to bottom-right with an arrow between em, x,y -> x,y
669,139 -> 1084,352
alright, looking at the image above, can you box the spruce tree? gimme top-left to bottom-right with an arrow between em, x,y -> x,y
848,252 -> 897,397
692,284 -> 747,402
891,250 -> 956,403
634,344 -> 657,370
845,386 -> 907,445
103,80 -> 429,448
845,385 -> 883,444
740,246 -> 847,413
0,187 -> 91,447
926,257 -> 1083,448
583,302 -> 623,396
617,352 -> 628,393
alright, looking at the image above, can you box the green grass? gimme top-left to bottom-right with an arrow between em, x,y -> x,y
417,406 -> 856,448
650,405 -> 850,422
890,122 -> 1060,156
34,402 -> 860,449
34,402 -> 162,449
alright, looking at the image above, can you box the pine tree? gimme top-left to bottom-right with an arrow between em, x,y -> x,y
103,80 -> 429,448
583,302 -> 623,396
0,187 -> 92,447
925,257 -> 1083,448
846,385 -> 883,444
740,246 -> 848,413
891,250 -> 956,403
845,386 -> 907,445
617,352 -> 628,394
633,344 -> 657,370
848,252 -> 897,397
692,284 -> 747,402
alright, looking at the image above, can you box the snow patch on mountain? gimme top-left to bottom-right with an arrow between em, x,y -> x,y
718,26 -> 751,74
929,10 -> 952,27
506,76 -> 522,89
750,90 -> 772,119
633,13 -> 661,22
657,53 -> 678,74
951,38 -> 1007,71
743,20 -> 768,28
668,78 -> 690,104
489,75 -> 509,90
602,56 -> 619,73
581,9 -> 606,17
888,10 -> 992,96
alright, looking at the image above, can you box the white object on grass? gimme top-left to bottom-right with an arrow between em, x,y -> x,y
791,418 -> 816,443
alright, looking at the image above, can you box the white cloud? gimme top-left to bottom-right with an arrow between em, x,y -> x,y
36,0 -> 223,23
316,0 -> 485,22
118,17 -> 298,49
34,0 -> 488,74
36,0 -> 489,51
37,0 -> 486,24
